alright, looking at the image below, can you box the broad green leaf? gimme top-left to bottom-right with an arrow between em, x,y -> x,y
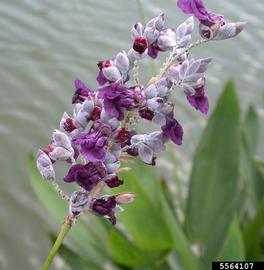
110,161 -> 197,270
244,105 -> 259,154
160,177 -> 176,216
186,81 -> 241,265
243,200 -> 264,260
49,233 -> 101,270
108,228 -> 169,267
241,133 -> 264,205
166,251 -> 185,270
215,217 -> 245,261
241,104 -> 264,205
112,161 -> 176,250
29,154 -> 109,266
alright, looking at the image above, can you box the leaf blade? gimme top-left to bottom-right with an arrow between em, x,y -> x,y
186,81 -> 241,264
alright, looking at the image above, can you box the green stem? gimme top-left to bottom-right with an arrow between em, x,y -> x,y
42,214 -> 75,270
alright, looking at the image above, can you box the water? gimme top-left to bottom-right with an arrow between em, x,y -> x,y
0,0 -> 263,269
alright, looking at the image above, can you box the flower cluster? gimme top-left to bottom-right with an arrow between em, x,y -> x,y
36,0 -> 245,225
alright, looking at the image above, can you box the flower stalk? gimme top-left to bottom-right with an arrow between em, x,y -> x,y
42,214 -> 76,270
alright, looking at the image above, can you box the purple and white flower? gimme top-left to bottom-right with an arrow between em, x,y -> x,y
36,2 -> 245,225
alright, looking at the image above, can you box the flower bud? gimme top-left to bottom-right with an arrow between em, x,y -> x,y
133,37 -> 148,54
146,13 -> 165,31
115,192 -> 136,204
199,22 -> 221,40
114,51 -> 130,75
213,22 -> 247,40
39,166 -> 56,181
145,84 -> 158,99
144,27 -> 159,45
49,146 -> 73,161
127,48 -> 147,61
69,191 -> 90,216
139,107 -> 154,121
37,149 -> 52,167
60,112 -> 77,135
167,64 -> 180,84
105,161 -> 120,174
104,174 -> 123,188
74,110 -> 89,130
155,78 -> 171,97
176,16 -> 194,47
82,99 -> 94,114
36,150 -> 55,181
102,65 -> 122,82
155,13 -> 165,31
157,28 -> 176,51
52,129 -> 72,149
131,22 -> 144,39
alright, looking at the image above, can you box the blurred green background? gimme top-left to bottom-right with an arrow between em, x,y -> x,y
0,0 -> 264,269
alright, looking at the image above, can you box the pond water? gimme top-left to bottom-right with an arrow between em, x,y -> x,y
0,0 -> 263,269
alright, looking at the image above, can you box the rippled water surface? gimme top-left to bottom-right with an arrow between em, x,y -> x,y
0,0 -> 263,269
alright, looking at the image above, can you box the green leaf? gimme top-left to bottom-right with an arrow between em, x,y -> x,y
112,161 -> 176,251
166,251 -> 185,270
29,154 -> 109,266
108,228 -> 169,267
216,217 -> 245,261
241,133 -> 264,205
109,161 -> 197,270
243,200 -> 264,260
186,81 -> 241,265
244,105 -> 259,154
241,104 -> 264,205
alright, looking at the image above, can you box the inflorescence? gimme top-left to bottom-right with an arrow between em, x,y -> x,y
36,0 -> 246,225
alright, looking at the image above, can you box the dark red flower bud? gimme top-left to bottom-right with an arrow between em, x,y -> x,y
126,146 -> 139,157
115,128 -> 131,143
139,107 -> 154,121
63,118 -> 77,132
105,175 -> 124,188
133,37 -> 148,54
89,106 -> 101,121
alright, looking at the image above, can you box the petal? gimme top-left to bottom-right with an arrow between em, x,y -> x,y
138,143 -> 154,164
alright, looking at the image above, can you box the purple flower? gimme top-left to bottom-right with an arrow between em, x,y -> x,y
187,78 -> 209,114
97,59 -> 124,85
104,175 -> 124,188
91,196 -> 117,224
162,113 -> 183,145
131,132 -> 166,165
64,162 -> 107,191
69,191 -> 90,216
98,83 -> 140,121
72,121 -> 111,162
72,80 -> 93,104
139,107 -> 155,121
177,0 -> 224,27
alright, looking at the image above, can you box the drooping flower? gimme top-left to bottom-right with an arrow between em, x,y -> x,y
98,83 -> 142,121
131,131 -> 166,165
72,121 -> 111,162
177,0 -> 224,27
69,191 -> 91,216
148,28 -> 176,59
161,112 -> 183,145
91,196 -> 118,224
36,149 -> 55,181
64,162 -> 107,191
104,175 -> 124,188
91,193 -> 135,224
72,79 -> 93,104
187,77 -> 209,114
